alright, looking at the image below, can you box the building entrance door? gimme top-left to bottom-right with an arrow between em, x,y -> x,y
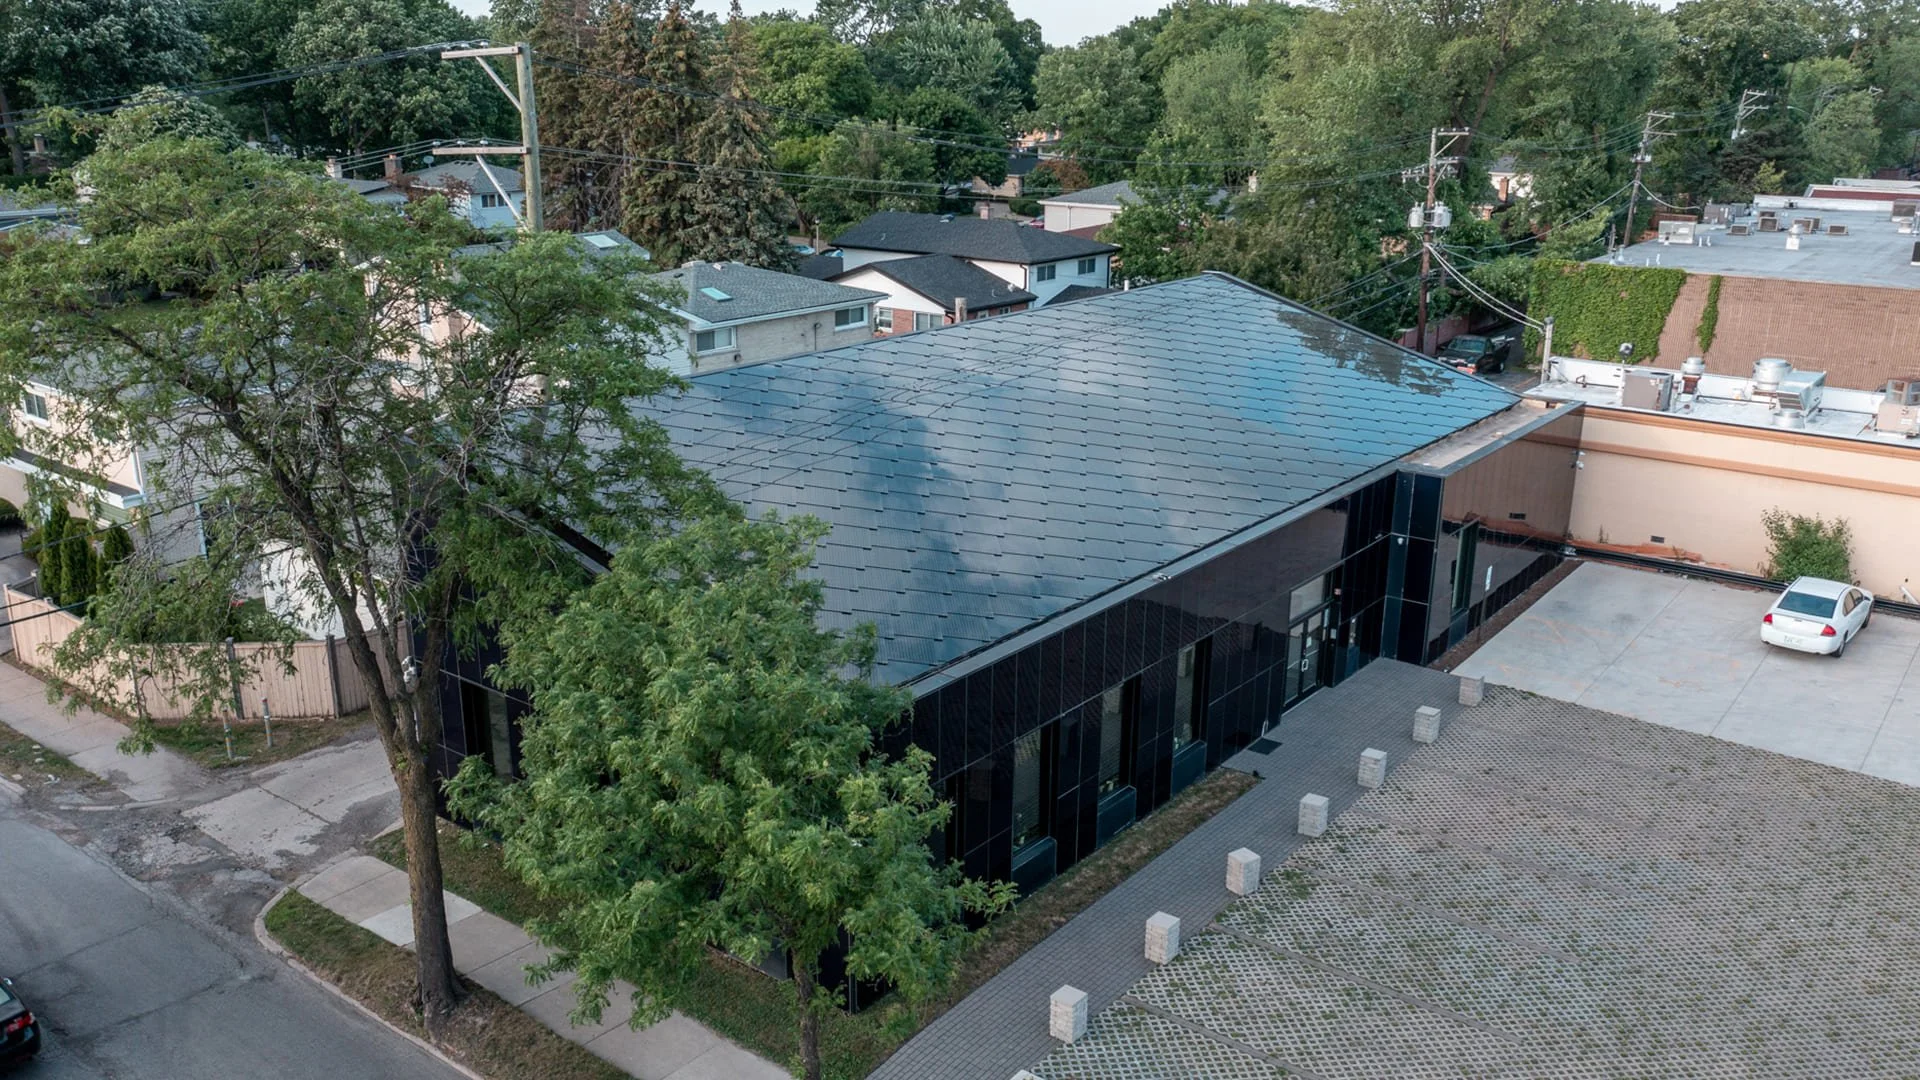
1282,605 -> 1334,711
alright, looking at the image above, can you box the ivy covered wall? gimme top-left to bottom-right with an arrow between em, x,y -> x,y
1526,260 -> 1687,363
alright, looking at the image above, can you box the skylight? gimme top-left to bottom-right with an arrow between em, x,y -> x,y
700,286 -> 733,301
582,233 -> 618,249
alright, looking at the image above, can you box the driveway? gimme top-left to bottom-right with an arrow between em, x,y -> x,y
1454,561 -> 1920,784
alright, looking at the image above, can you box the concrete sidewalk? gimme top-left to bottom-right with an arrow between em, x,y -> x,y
187,738 -> 398,870
0,655 -> 206,802
301,856 -> 790,1080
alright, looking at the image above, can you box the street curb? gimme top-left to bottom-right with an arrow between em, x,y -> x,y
253,877 -> 487,1080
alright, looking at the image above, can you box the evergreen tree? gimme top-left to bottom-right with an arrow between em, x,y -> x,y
575,0 -> 652,232
621,1 -> 706,261
683,2 -> 794,268
531,0 -> 604,232
34,505 -> 71,604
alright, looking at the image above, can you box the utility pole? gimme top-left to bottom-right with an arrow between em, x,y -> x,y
1410,127 -> 1468,355
1730,89 -> 1770,142
438,42 -> 544,232
1618,111 -> 1672,253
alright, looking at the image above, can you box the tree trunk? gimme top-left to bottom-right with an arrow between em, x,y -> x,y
397,740 -> 462,1029
0,84 -> 23,177
793,963 -> 823,1080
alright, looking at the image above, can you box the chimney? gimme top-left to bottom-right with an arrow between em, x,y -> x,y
954,297 -> 969,322
325,157 -> 343,179
384,154 -> 402,182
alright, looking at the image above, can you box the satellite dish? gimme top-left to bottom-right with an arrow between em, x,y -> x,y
1618,342 -> 1635,359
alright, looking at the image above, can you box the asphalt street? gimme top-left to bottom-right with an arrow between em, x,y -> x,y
0,806 -> 463,1080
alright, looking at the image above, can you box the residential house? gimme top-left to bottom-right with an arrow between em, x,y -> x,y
971,151 -> 1045,203
794,252 -> 845,280
433,273 -> 1581,939
652,260 -> 885,373
3,377 -> 203,565
1487,155 -> 1534,203
832,253 -> 1036,333
409,160 -> 526,230
1037,180 -> 1137,234
832,211 -> 1115,306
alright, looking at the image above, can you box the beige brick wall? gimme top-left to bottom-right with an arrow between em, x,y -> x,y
1653,274 -> 1920,391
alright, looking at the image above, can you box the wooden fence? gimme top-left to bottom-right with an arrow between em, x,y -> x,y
3,585 -> 379,720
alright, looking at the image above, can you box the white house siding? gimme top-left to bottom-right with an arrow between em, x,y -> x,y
835,247 -> 908,272
1025,253 -> 1112,305
832,268 -> 945,334
1039,202 -> 1118,233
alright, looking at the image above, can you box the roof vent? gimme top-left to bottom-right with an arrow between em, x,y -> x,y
1774,408 -> 1807,430
699,286 -> 732,301
1751,357 -> 1791,395
940,213 -> 955,222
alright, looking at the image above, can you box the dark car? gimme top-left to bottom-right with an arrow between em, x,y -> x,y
0,977 -> 40,1063
1438,332 -> 1517,374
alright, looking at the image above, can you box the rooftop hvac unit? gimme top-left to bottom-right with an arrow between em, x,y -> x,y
1792,217 -> 1818,233
1827,223 -> 1849,236
1875,378 -> 1920,436
1758,216 -> 1780,232
1728,223 -> 1753,236
1621,368 -> 1675,411
1893,200 -> 1918,220
1775,370 -> 1826,414
1752,357 -> 1791,395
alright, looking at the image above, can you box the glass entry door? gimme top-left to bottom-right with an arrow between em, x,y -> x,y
1283,607 -> 1333,710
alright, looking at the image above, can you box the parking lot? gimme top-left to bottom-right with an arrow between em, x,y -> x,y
1454,561 -> 1920,784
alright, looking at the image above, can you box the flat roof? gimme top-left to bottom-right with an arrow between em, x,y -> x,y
1601,208 -> 1920,290
642,273 -> 1518,684
1528,356 -> 1919,448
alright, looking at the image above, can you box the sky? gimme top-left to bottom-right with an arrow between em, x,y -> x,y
449,0 -> 1178,47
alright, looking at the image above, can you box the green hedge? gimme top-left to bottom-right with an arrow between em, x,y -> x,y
1526,260 -> 1687,363
1695,274 -> 1723,353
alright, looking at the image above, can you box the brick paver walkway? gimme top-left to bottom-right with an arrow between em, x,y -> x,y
873,660 -> 1461,1080
1029,682 -> 1920,1079
300,856 -> 788,1080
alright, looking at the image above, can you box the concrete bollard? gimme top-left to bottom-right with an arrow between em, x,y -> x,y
1298,793 -> 1329,837
1458,674 -> 1485,706
1050,985 -> 1088,1043
1413,705 -> 1442,744
1358,748 -> 1387,789
1145,912 -> 1181,964
1226,847 -> 1262,896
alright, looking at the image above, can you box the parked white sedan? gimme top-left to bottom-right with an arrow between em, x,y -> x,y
1761,577 -> 1874,657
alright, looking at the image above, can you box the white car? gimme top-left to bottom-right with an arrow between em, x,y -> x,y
1760,576 -> 1874,657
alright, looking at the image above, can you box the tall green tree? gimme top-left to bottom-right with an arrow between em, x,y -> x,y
447,512 -> 1014,1080
0,0 -> 209,110
684,3 -> 793,267
0,138 -> 707,1030
282,0 -> 509,155
894,86 -> 1007,190
623,1 -> 707,261
795,121 -> 937,236
1804,89 -> 1883,179
748,18 -> 876,140
1029,38 -> 1158,183
869,13 -> 1019,124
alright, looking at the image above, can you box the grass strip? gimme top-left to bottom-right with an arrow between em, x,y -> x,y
264,890 -> 627,1080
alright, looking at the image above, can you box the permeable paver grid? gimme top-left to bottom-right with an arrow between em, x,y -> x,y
1030,685 -> 1920,1080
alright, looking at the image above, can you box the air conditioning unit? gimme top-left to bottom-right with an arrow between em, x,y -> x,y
1827,223 -> 1849,236
1775,370 -> 1826,414
1728,223 -> 1752,236
1876,378 -> 1920,436
1621,369 -> 1675,411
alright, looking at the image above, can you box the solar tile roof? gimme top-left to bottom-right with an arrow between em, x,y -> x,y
646,272 -> 1518,684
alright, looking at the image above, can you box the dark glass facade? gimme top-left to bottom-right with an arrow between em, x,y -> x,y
900,409 -> 1583,897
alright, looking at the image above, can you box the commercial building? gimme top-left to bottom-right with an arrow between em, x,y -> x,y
433,272 -> 1582,901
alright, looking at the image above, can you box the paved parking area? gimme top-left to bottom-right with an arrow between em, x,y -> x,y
1031,685 -> 1920,1080
1454,561 -> 1920,784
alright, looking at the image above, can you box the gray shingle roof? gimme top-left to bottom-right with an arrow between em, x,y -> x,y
655,262 -> 885,325
832,211 -> 1115,263
795,253 -> 844,280
644,272 -> 1518,684
1048,284 -> 1116,305
411,160 -> 524,194
1044,180 -> 1137,208
844,254 -> 1036,313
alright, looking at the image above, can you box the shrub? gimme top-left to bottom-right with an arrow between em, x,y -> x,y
1761,509 -> 1852,582
1525,260 -> 1686,362
102,524 -> 135,566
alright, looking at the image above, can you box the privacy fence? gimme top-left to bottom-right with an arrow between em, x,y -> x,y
3,584 -> 377,720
